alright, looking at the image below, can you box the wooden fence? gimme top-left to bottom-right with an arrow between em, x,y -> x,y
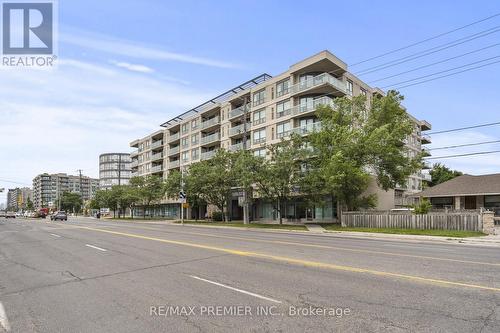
341,212 -> 482,231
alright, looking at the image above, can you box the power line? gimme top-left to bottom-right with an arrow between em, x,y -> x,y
350,12 -> 500,67
381,55 -> 500,88
391,58 -> 500,90
425,150 -> 500,159
355,25 -> 500,76
368,43 -> 500,84
430,140 -> 500,151
429,121 -> 500,135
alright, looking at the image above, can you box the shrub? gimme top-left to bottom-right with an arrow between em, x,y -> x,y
212,211 -> 224,221
413,198 -> 432,215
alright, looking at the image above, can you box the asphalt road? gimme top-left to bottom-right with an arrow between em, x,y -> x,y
1,217 -> 499,332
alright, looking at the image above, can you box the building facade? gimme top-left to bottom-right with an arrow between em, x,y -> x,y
129,50 -> 431,221
6,187 -> 32,211
99,153 -> 132,190
32,173 -> 99,209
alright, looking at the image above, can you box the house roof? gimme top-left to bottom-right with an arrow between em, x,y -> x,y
414,173 -> 500,197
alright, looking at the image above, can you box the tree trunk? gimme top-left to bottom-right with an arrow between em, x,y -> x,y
277,198 -> 282,225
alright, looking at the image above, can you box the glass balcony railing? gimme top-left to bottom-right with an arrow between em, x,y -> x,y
229,123 -> 252,136
168,146 -> 180,156
151,152 -> 163,161
290,73 -> 346,94
169,160 -> 180,168
169,133 -> 180,142
201,150 -> 217,161
291,97 -> 336,116
291,122 -> 322,135
201,116 -> 220,129
200,132 -> 220,145
151,140 -> 163,149
150,165 -> 163,173
229,142 -> 244,151
229,105 -> 250,119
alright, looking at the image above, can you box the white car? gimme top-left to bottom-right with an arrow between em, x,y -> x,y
15,212 -> 23,217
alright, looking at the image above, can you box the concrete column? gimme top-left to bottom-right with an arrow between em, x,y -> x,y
482,211 -> 496,235
454,196 -> 461,210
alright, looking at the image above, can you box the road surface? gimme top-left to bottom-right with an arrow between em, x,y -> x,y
0,217 -> 499,332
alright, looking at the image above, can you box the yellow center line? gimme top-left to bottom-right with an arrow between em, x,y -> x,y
88,222 -> 500,268
60,224 -> 500,293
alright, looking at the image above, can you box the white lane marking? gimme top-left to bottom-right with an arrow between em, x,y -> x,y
85,244 -> 107,252
382,244 -> 454,252
189,275 -> 282,304
50,233 -> 61,238
0,301 -> 11,332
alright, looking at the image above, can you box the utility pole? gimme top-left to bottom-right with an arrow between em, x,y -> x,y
76,169 -> 83,216
241,96 -> 250,225
180,167 -> 185,225
118,154 -> 122,186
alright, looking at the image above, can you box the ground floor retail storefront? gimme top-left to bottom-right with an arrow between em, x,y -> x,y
132,196 -> 338,223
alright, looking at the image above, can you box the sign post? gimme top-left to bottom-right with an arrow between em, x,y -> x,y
179,191 -> 186,225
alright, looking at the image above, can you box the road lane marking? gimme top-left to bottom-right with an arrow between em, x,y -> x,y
85,244 -> 107,252
190,275 -> 282,303
61,225 -> 500,293
50,233 -> 61,238
93,223 -> 500,268
0,301 -> 11,332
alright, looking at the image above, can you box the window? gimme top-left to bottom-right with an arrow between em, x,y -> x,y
191,148 -> 199,160
346,80 -> 353,96
252,89 -> 266,107
276,79 -> 290,97
253,128 -> 266,144
253,148 -> 266,158
181,137 -> 189,148
181,151 -> 189,162
276,100 -> 291,118
181,123 -> 189,134
276,121 -> 291,139
485,196 -> 500,208
253,108 -> 266,125
360,88 -> 367,96
191,133 -> 199,145
191,119 -> 198,129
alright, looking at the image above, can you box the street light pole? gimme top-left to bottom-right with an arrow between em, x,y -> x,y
241,96 -> 250,225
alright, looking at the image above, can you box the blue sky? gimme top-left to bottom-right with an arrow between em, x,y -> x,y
1,0 -> 500,203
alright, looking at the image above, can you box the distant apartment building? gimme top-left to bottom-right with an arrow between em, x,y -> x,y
32,173 -> 99,209
7,187 -> 32,211
99,153 -> 132,190
129,50 -> 431,221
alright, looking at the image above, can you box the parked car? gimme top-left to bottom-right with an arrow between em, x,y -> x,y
0,211 -> 5,218
50,211 -> 68,221
5,211 -> 16,219
15,212 -> 23,217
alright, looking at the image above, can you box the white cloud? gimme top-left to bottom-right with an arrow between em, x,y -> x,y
0,59 -> 213,189
110,60 -> 154,73
60,27 -> 241,69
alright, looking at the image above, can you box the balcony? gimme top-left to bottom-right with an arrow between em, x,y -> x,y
130,150 -> 139,158
169,133 -> 180,142
420,120 -> 432,131
229,105 -> 250,119
151,165 -> 163,173
421,134 -> 431,144
200,132 -> 220,145
151,152 -> 163,161
276,108 -> 292,118
151,140 -> 163,149
229,123 -> 252,136
291,97 -> 336,116
201,116 -> 220,130
420,172 -> 432,182
169,160 -> 180,169
421,147 -> 431,157
201,150 -> 217,161
130,160 -> 138,168
422,161 -> 432,169
290,73 -> 346,95
291,122 -> 322,135
229,142 -> 244,151
168,146 -> 180,156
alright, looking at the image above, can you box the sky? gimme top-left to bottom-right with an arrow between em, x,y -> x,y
1,0 -> 500,204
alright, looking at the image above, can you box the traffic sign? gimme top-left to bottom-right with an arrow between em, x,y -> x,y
179,191 -> 186,199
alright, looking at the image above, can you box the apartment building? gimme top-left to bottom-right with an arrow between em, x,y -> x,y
130,50 -> 431,221
99,153 -> 132,190
6,187 -> 32,211
32,173 -> 99,209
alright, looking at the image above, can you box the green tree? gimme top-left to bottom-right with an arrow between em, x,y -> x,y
304,91 -> 421,215
60,192 -> 83,214
413,198 -> 432,214
129,175 -> 164,218
428,163 -> 462,187
253,137 -> 308,224
186,150 -> 236,222
25,197 -> 34,211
